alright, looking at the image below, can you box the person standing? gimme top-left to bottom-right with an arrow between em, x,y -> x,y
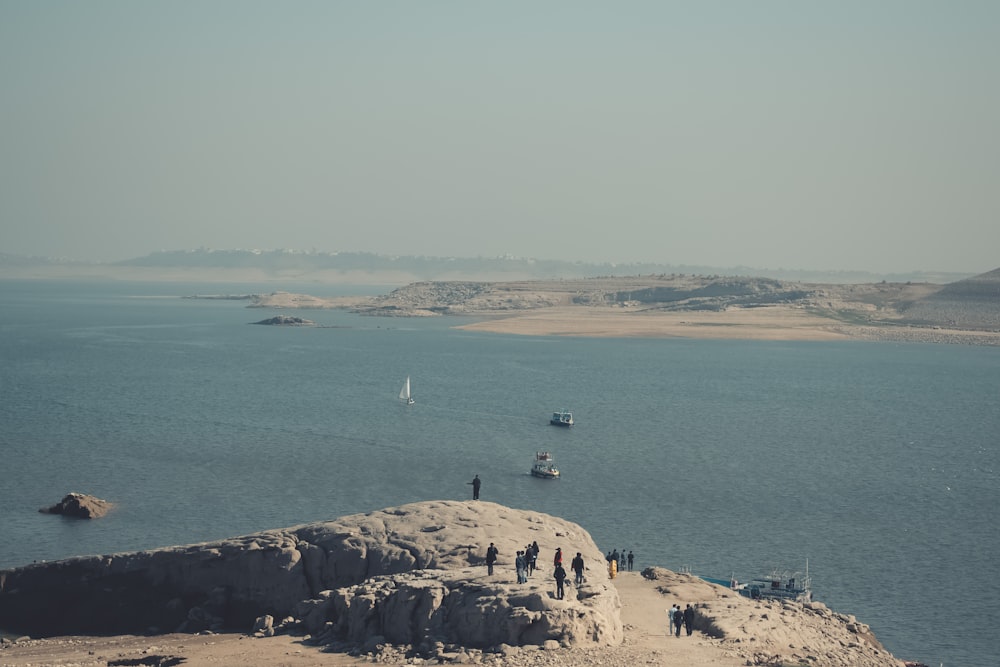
571,552 -> 585,585
667,604 -> 678,636
553,547 -> 563,568
684,603 -> 694,636
619,549 -> 626,573
627,550 -> 634,571
673,606 -> 684,637
554,562 -> 568,600
515,550 -> 527,583
485,542 -> 498,576
468,474 -> 481,500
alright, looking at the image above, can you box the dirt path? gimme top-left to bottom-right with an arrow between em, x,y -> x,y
611,570 -> 744,666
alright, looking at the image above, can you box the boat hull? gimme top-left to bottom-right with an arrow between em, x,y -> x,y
530,468 -> 559,479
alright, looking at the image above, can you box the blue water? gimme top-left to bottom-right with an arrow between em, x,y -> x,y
1,279 -> 998,667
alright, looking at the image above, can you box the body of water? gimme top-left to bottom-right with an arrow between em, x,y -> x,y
1,279 -> 997,667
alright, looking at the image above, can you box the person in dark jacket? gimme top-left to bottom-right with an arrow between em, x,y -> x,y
683,603 -> 694,635
554,563 -> 568,599
485,542 -> 498,575
673,607 -> 684,637
571,552 -> 585,585
467,475 -> 481,500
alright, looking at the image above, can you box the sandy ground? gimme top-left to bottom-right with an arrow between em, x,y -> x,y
455,305 -> 854,340
454,306 -> 1000,345
0,572 -> 745,667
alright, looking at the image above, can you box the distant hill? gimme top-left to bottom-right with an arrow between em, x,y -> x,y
900,267 -> 1000,329
0,249 -> 976,285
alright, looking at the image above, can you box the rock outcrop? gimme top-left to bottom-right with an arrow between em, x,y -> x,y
39,493 -> 113,519
0,501 -> 620,650
640,567 -> 901,667
250,315 -> 315,325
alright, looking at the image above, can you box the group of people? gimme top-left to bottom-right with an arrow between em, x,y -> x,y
550,547 -> 587,598
513,541 -> 541,583
486,541 -> 702,637
488,542 -> 587,601
667,603 -> 695,637
605,548 -> 634,578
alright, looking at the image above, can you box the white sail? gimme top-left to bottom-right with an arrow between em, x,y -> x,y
399,376 -> 414,404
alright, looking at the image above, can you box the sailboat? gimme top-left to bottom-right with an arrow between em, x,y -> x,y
399,376 -> 414,404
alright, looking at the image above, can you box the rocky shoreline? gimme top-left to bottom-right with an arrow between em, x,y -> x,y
0,501 -> 910,667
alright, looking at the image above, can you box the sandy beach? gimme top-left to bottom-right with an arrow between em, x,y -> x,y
454,305 -> 854,341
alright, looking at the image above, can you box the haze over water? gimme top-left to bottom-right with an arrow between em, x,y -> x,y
2,279 -> 998,667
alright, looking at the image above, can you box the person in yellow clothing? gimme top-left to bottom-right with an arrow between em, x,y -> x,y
609,556 -> 617,579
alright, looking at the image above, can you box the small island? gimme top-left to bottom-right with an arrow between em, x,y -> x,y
39,492 -> 114,519
250,315 -> 315,326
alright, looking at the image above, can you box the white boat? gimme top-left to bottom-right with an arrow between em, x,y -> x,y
702,564 -> 812,603
550,410 -> 573,426
531,451 -> 560,479
739,564 -> 812,602
399,376 -> 414,404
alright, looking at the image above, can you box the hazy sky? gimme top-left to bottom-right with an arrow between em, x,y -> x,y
2,2 -> 998,273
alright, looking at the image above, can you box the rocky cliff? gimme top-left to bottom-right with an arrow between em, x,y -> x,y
0,501 -> 620,649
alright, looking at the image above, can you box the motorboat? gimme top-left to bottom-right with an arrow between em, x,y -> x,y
530,451 -> 560,479
549,410 -> 573,426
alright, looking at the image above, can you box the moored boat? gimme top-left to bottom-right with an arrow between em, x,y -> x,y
701,566 -> 812,603
530,451 -> 560,479
549,410 -> 573,426
739,569 -> 812,602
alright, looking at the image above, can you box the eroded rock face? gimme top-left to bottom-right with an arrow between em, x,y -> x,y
0,500 -> 620,649
39,493 -> 114,519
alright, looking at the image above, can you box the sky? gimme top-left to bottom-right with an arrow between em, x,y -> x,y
1,1 -> 998,274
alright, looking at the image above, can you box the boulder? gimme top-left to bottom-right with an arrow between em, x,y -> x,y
39,493 -> 114,519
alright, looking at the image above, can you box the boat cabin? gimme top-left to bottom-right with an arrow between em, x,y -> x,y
550,411 -> 573,426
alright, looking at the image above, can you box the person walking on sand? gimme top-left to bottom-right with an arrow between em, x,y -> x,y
673,606 -> 684,637
553,547 -> 563,568
609,555 -> 617,579
467,474 -> 481,500
684,603 -> 694,636
485,542 -> 498,576
554,562 -> 568,599
515,550 -> 527,583
571,552 -> 585,585
627,550 -> 634,571
667,604 -> 678,636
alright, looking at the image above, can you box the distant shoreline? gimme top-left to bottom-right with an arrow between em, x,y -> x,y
245,290 -> 1000,346
451,306 -> 1000,345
